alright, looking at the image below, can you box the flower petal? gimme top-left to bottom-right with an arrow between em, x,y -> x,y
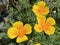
7,27 -> 19,39
46,17 -> 56,25
24,24 -> 32,34
37,1 -> 46,6
35,43 -> 41,45
43,6 -> 49,15
34,24 -> 43,32
37,16 -> 46,26
16,35 -> 28,43
13,21 -> 23,29
32,5 -> 38,12
44,26 -> 55,35
32,5 -> 40,15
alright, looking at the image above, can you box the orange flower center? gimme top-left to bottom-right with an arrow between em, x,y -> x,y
16,27 -> 26,37
37,6 -> 45,14
43,22 -> 51,31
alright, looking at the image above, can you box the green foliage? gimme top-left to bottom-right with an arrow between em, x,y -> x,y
0,0 -> 60,45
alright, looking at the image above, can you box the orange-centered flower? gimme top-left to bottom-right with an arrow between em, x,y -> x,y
34,16 -> 56,35
7,21 -> 32,43
32,1 -> 49,17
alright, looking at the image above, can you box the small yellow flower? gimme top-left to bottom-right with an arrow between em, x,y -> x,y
32,1 -> 49,17
34,16 -> 56,35
7,21 -> 32,43
35,43 -> 41,45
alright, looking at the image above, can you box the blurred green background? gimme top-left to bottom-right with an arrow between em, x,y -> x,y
0,0 -> 60,45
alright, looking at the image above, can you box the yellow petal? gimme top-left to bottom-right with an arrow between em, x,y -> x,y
32,5 -> 38,12
32,5 -> 42,16
32,5 -> 39,15
35,43 -> 41,45
34,24 -> 43,32
7,27 -> 19,39
13,21 -> 23,29
43,6 -> 49,15
46,17 -> 56,25
44,26 -> 55,35
16,35 -> 28,43
37,16 -> 46,26
24,24 -> 32,34
37,1 -> 46,6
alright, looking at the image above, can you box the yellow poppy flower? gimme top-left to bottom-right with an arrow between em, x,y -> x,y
34,16 -> 56,35
7,21 -> 32,43
35,43 -> 41,45
32,1 -> 49,17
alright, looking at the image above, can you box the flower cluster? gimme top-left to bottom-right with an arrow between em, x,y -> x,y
7,1 -> 56,44
32,1 -> 56,35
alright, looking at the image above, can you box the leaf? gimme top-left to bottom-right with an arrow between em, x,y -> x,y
0,32 -> 7,39
8,43 -> 15,45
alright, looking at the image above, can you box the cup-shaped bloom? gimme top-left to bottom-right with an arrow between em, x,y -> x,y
34,16 -> 56,35
7,21 -> 32,43
32,1 -> 49,17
